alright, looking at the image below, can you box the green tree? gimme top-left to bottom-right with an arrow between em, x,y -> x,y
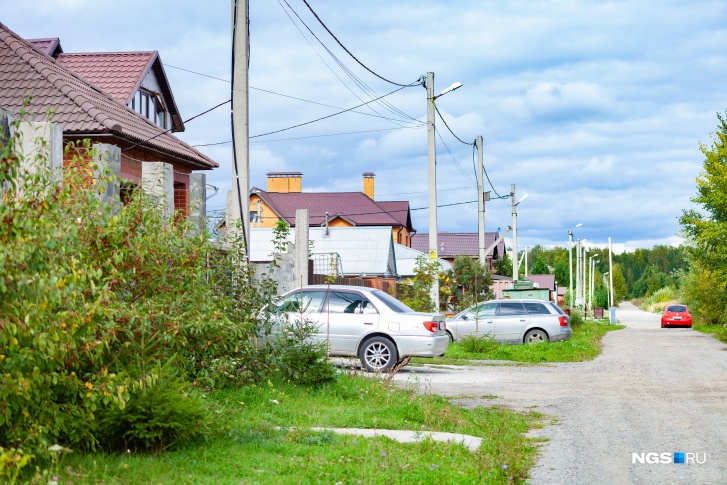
553,260 -> 569,287
493,252 -> 512,277
448,256 -> 493,311
530,257 -> 550,274
611,264 -> 628,303
394,256 -> 438,312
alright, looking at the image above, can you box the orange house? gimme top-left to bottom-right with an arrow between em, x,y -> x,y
249,172 -> 416,247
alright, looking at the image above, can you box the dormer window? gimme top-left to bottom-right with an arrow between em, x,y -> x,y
130,88 -> 167,129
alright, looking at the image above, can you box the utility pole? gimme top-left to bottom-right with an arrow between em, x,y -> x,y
511,184 -> 518,283
231,0 -> 250,257
575,239 -> 582,305
426,72 -> 439,310
476,135 -> 489,264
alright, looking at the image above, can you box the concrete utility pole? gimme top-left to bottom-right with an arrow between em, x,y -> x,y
231,0 -> 250,257
511,184 -> 518,283
608,237 -> 614,307
476,135 -> 489,264
510,184 -> 528,284
568,223 -> 581,309
426,72 -> 439,310
575,239 -> 582,305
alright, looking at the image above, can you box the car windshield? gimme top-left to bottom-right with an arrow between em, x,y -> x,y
667,305 -> 687,313
372,290 -> 414,313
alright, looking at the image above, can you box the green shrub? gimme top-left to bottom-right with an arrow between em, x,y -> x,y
96,374 -> 213,454
460,334 -> 498,354
569,309 -> 585,327
275,317 -> 337,387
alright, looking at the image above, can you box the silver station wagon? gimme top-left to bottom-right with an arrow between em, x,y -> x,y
272,285 -> 449,372
445,299 -> 572,344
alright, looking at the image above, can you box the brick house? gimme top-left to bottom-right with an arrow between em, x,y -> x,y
0,23 -> 217,216
247,171 -> 416,247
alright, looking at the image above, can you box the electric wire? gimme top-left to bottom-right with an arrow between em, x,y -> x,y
250,85 -> 409,139
434,104 -> 474,146
434,126 -> 477,186
120,99 -> 230,153
278,0 -> 420,127
166,63 -> 424,126
300,0 -> 414,88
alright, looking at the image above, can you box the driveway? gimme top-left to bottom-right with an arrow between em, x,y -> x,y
394,302 -> 727,484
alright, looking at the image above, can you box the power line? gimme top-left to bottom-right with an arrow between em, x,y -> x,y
435,126 -> 477,186
300,0 -> 414,87
120,99 -> 230,153
434,104 -> 474,146
250,85 -> 409,139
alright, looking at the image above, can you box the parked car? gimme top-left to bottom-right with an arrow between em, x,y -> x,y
445,299 -> 572,344
661,304 -> 692,328
270,285 -> 448,372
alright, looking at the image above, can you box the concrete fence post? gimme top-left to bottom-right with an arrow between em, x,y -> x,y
141,161 -> 174,219
92,143 -> 121,207
294,209 -> 310,288
189,173 -> 207,235
16,121 -> 63,188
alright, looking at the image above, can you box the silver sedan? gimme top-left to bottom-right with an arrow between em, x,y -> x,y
272,285 -> 449,371
445,299 -> 572,344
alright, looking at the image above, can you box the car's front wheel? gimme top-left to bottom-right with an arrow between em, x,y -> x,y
524,329 -> 549,344
359,336 -> 398,372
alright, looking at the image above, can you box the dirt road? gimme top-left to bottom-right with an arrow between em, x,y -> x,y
394,302 -> 727,484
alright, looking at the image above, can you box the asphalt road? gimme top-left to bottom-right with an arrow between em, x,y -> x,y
394,302 -> 727,484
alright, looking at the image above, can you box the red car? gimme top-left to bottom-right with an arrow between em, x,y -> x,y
661,305 -> 692,328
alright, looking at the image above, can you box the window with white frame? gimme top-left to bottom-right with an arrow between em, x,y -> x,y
129,89 -> 167,129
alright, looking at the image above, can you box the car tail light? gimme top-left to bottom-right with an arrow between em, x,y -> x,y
423,321 -> 440,332
559,316 -> 569,327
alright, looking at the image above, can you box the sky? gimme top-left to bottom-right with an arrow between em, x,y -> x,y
3,0 -> 727,254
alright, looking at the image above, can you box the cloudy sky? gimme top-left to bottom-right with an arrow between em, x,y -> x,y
4,0 -> 727,253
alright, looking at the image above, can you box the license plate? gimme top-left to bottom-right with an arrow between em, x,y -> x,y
673,316 -> 682,320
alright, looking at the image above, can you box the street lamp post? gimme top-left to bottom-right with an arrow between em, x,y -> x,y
511,185 -> 528,284
426,72 -> 462,311
568,223 -> 582,309
590,256 -> 599,314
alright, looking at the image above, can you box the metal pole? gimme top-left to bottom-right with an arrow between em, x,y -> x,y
511,184 -> 518,283
426,72 -> 439,310
231,0 -> 250,257
476,135 -> 485,264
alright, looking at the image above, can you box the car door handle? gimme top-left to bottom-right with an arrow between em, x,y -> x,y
520,319 -> 526,322
364,322 -> 374,325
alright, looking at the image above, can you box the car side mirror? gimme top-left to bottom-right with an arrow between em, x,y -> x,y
461,314 -> 468,320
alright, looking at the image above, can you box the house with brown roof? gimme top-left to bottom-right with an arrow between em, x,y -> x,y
0,23 -> 216,216
248,171 -> 416,247
411,232 -> 506,270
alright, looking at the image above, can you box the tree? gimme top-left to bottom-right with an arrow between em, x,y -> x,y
611,264 -> 628,303
680,112 -> 727,282
395,256 -> 438,312
553,260 -> 569,287
493,252 -> 512,277
530,257 -> 550,274
448,256 -> 493,311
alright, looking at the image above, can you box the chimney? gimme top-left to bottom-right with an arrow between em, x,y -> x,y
267,172 -> 302,193
363,172 -> 375,199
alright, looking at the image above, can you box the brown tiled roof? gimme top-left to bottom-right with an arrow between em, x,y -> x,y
28,37 -> 62,56
411,232 -> 505,259
255,188 -> 412,228
55,51 -> 184,132
0,23 -> 215,170
528,274 -> 556,290
375,201 -> 413,230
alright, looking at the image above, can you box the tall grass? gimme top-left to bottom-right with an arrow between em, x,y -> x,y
640,286 -> 679,313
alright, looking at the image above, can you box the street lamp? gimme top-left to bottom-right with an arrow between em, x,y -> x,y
511,188 -> 528,283
568,223 -> 582,309
603,271 -> 612,311
589,256 -> 599,314
426,72 -> 462,311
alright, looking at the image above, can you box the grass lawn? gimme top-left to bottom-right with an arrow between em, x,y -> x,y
56,374 -> 542,484
693,323 -> 727,344
413,320 -> 624,365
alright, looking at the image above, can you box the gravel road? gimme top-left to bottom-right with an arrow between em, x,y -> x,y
394,302 -> 727,484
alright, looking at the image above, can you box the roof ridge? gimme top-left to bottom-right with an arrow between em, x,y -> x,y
56,51 -> 156,57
